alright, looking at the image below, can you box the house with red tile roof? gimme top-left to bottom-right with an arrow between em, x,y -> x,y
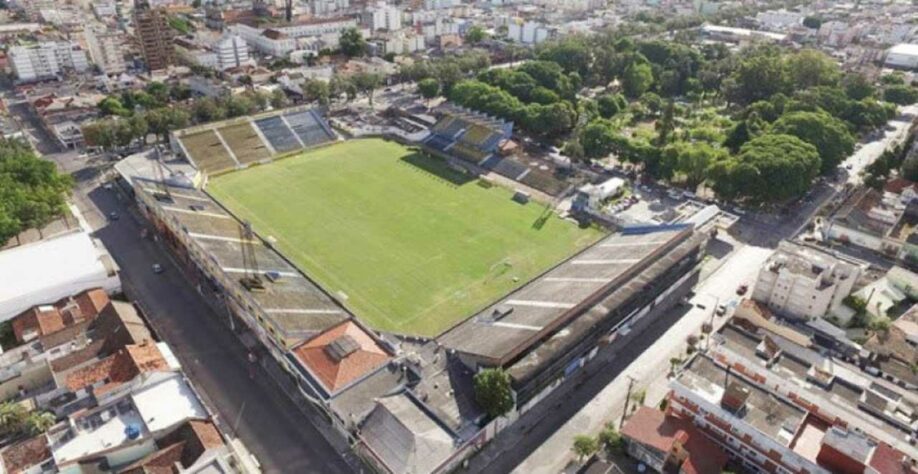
0,436 -> 51,474
289,320 -> 393,397
620,407 -> 728,474
120,420 -> 226,474
11,288 -> 110,345
64,342 -> 171,397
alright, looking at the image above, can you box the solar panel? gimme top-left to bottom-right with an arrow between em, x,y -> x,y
325,334 -> 360,361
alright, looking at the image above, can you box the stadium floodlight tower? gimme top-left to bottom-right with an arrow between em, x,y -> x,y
239,221 -> 266,292
152,145 -> 173,203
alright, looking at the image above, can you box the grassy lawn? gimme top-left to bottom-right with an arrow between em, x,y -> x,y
208,138 -> 603,336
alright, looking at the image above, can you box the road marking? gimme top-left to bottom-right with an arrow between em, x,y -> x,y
491,321 -> 542,331
505,300 -> 575,309
263,308 -> 344,315
163,206 -> 230,219
544,277 -> 609,283
572,259 -> 640,265
189,232 -> 258,244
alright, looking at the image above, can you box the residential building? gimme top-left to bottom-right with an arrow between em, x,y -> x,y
824,187 -> 918,259
9,42 -> 90,83
752,241 -> 862,321
365,2 -> 401,31
310,0 -> 350,16
620,406 -> 728,474
134,5 -> 176,71
755,9 -> 804,31
85,30 -> 127,76
507,20 -> 552,44
29,92 -> 105,149
667,311 -> 918,474
215,35 -> 254,71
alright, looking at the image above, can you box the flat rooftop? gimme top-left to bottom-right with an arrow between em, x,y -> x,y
439,227 -> 694,367
677,354 -> 807,446
136,184 -> 348,342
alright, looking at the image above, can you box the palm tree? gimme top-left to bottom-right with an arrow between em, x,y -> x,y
25,411 -> 56,435
0,402 -> 27,435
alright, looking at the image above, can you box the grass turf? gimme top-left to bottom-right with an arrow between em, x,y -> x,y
207,138 -> 603,336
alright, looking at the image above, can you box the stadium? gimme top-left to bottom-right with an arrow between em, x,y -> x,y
166,106 -> 603,338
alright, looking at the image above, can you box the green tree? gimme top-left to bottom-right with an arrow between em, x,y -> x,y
622,62 -> 653,98
145,82 -> 171,106
339,27 -> 367,58
664,141 -> 728,189
771,111 -> 855,174
466,25 -> 487,44
351,72 -> 383,106
786,49 -> 839,90
24,411 -> 55,435
596,93 -> 626,119
572,435 -> 598,463
303,79 -> 331,106
803,16 -> 823,29
473,368 -> 514,418
884,85 -> 918,105
598,423 -> 624,454
81,121 -> 115,151
143,107 -> 190,142
844,73 -> 875,100
0,140 -> 72,244
580,120 -> 618,159
0,402 -> 26,435
723,48 -> 789,105
98,97 -> 130,117
192,97 -> 226,123
270,89 -> 289,109
709,134 -> 820,203
417,77 -> 440,104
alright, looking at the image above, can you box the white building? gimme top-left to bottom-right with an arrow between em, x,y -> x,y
310,0 -> 349,15
0,230 -> 121,322
381,33 -> 425,55
229,24 -> 297,56
215,35 -> 254,71
886,43 -> 918,70
425,0 -> 461,8
507,20 -> 551,44
366,2 -> 401,31
92,0 -> 116,18
9,41 -> 90,82
754,9 -> 804,30
85,30 -> 126,75
752,241 -> 862,321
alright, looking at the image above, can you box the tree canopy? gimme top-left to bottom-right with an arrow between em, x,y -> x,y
0,139 -> 73,244
473,368 -> 514,418
339,28 -> 367,58
709,134 -> 820,203
771,110 -> 855,174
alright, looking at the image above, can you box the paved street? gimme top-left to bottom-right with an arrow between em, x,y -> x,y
841,104 -> 918,185
59,160 -> 353,474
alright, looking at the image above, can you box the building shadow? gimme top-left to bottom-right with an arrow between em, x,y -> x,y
399,152 -> 475,187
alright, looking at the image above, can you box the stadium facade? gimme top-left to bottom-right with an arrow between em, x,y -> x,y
118,105 -> 711,473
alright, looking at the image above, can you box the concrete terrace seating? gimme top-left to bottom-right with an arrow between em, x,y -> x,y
255,116 -> 301,153
520,168 -> 566,196
425,135 -> 453,153
450,143 -> 489,164
285,110 -> 334,147
218,122 -> 272,165
489,157 -> 529,181
179,130 -> 236,173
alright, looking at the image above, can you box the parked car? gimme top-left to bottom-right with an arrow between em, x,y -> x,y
716,304 -> 727,316
152,263 -> 164,274
736,284 -> 748,295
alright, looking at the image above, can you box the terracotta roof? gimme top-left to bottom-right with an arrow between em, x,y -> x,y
886,177 -> 917,195
869,442 -> 918,474
0,436 -> 50,474
158,420 -> 225,468
11,288 -> 109,344
291,320 -> 391,395
65,342 -> 168,394
733,299 -> 813,348
621,407 -> 728,474
120,442 -> 186,474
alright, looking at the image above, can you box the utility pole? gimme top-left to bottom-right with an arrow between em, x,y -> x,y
620,375 -> 636,428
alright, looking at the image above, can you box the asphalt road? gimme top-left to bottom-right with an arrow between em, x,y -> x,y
66,165 -> 353,474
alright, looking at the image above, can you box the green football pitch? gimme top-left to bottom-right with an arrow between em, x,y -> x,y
207,138 -> 603,336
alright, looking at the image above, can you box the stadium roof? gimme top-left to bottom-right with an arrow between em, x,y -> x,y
438,226 -> 696,368
0,231 -> 120,322
135,184 -> 349,345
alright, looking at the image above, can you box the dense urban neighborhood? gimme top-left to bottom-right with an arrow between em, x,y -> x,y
3,0 -> 918,474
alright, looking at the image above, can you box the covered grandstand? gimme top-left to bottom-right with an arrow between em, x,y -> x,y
171,106 -> 336,175
424,104 -> 567,196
